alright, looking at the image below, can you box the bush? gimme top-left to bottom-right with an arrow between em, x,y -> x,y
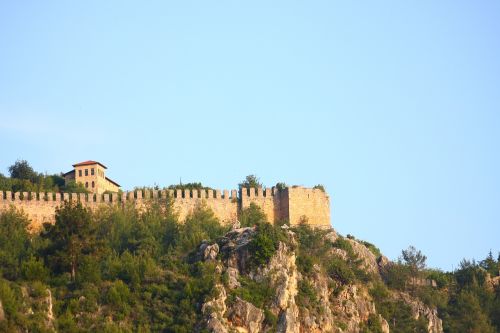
297,279 -> 322,315
230,276 -> 274,308
360,314 -> 384,333
297,253 -> 316,275
361,241 -> 382,258
313,184 -> 325,192
327,257 -> 355,285
21,255 -> 49,282
248,222 -> 288,267
332,238 -> 356,260
240,202 -> 268,227
105,280 -> 131,318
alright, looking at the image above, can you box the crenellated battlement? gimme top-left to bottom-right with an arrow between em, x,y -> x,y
0,186 -> 331,230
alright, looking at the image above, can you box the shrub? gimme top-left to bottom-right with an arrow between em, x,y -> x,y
361,241 -> 382,258
297,279 -> 322,315
230,276 -> 274,308
264,309 -> 278,329
360,314 -> 384,333
297,253 -> 316,275
313,184 -> 325,192
327,257 -> 355,285
248,222 -> 288,267
332,238 -> 356,260
105,280 -> 131,318
240,202 -> 268,227
21,255 -> 49,282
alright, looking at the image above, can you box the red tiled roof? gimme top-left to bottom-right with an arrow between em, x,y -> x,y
72,160 -> 107,169
105,177 -> 121,187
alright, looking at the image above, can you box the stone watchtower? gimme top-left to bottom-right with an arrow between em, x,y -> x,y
63,160 -> 120,194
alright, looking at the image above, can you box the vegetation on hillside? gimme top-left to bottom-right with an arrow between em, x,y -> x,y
0,171 -> 498,332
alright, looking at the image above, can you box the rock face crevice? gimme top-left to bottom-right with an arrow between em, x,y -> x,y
200,227 -> 443,333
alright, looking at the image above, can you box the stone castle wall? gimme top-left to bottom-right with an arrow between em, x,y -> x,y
0,186 -> 330,230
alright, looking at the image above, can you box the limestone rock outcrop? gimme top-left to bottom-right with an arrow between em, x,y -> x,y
396,292 -> 443,333
227,297 -> 264,333
200,227 -> 444,333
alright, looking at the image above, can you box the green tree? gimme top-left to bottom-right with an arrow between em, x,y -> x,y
401,246 -> 427,273
8,159 -> 39,182
444,291 -> 495,333
480,251 -> 498,276
401,245 -> 426,293
178,203 -> 225,253
0,208 -> 32,280
239,174 -> 262,189
42,201 -> 98,281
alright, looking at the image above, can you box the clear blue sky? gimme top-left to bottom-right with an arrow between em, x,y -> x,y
1,1 -> 499,271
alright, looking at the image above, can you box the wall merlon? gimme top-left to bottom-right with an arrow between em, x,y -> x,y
1,184 -> 331,230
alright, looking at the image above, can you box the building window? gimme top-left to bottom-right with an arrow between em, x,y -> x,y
91,168 -> 94,175
85,169 -> 88,176
78,170 -> 82,177
92,181 -> 95,188
85,182 -> 88,188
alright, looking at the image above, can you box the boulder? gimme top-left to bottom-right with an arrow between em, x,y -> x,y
324,230 -> 339,244
199,242 -> 220,261
228,297 -> 264,333
202,284 -> 229,333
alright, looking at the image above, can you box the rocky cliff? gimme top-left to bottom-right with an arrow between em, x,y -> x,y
199,226 -> 443,333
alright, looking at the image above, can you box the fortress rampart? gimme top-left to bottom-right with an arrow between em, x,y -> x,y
0,186 -> 330,230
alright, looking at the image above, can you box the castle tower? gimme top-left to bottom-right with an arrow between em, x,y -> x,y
63,161 -> 120,194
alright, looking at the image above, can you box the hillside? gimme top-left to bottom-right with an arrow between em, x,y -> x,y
0,198 -> 499,332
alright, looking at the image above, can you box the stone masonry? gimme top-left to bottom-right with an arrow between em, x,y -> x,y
0,186 -> 331,231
